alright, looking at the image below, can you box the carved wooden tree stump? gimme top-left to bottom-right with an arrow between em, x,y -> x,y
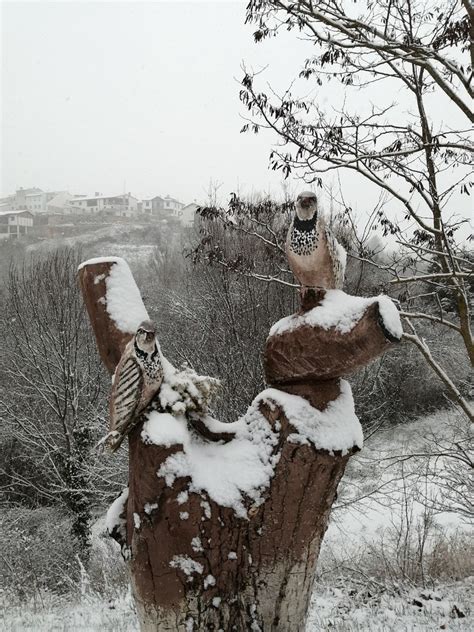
78,257 -> 402,631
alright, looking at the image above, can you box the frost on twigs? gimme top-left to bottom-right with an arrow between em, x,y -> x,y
141,357 -> 221,448
158,357 -> 220,417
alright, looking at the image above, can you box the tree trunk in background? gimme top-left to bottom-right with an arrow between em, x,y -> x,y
79,260 -> 399,631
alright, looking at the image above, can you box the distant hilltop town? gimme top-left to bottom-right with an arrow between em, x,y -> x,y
0,187 -> 199,240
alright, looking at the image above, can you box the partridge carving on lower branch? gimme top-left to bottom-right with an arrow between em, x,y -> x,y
107,320 -> 163,452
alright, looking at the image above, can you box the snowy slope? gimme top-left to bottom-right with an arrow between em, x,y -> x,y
2,408 -> 471,631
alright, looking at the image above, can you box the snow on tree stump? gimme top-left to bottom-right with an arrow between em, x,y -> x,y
78,257 -> 402,632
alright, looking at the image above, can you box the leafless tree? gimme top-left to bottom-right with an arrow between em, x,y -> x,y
236,0 -> 473,420
0,249 -> 113,558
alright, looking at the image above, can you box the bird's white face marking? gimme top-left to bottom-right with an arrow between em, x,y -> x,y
295,192 -> 318,221
136,320 -> 157,353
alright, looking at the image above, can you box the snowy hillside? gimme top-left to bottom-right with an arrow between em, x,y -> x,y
311,406 -> 473,631
2,407 -> 471,631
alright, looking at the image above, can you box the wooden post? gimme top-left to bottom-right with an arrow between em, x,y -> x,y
79,258 -> 401,631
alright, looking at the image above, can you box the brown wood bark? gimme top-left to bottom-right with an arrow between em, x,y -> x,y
264,301 -> 396,385
126,402 -> 350,631
79,261 -> 400,631
78,261 -> 133,374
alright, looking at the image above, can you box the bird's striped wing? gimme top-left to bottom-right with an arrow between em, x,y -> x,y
325,227 -> 347,289
110,356 -> 143,437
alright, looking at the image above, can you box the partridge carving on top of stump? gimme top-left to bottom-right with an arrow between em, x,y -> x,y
286,191 -> 347,296
108,319 -> 163,452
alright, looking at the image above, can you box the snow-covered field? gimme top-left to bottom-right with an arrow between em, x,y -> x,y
1,594 -> 139,632
3,579 -> 471,632
26,224 -> 162,266
2,408 -> 472,631
308,578 -> 472,631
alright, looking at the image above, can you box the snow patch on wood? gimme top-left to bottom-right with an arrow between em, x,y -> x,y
203,574 -> 216,589
104,258 -> 149,333
377,295 -> 403,339
169,555 -> 203,578
105,488 -> 130,559
155,402 -> 280,519
141,412 -> 188,447
105,487 -> 128,534
177,491 -> 189,505
191,537 -> 203,552
79,256 -> 150,334
77,256 -> 124,271
143,380 -> 362,517
200,500 -> 211,519
256,380 -> 363,455
269,289 -> 402,340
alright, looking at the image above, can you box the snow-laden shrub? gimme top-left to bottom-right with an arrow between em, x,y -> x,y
0,508 -> 130,603
0,507 -> 78,599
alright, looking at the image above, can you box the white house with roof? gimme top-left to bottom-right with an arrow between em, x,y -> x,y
137,194 -> 185,218
46,191 -> 75,213
162,195 -> 184,212
67,193 -> 139,216
137,195 -> 165,215
1,188 -> 60,213
0,210 -> 34,239
174,202 -> 199,227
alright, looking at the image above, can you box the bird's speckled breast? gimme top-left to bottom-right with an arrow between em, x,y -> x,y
143,357 -> 163,380
135,344 -> 163,380
289,214 -> 319,256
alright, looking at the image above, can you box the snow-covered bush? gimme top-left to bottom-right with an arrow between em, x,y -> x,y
0,507 -> 79,599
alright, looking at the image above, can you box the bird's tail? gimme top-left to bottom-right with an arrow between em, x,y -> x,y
95,431 -> 124,454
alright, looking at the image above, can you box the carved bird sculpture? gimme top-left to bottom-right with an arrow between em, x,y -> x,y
286,191 -> 346,294
107,320 -> 164,452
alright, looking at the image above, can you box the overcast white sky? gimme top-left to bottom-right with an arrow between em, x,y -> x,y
1,0 -> 471,228
1,0 -> 319,203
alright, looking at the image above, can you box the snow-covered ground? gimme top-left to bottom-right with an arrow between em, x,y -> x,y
26,224 -> 160,265
308,578 -> 472,631
2,408 -> 472,631
1,593 -> 139,632
3,580 -> 470,632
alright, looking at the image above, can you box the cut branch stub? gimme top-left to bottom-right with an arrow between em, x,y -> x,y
78,257 -> 149,374
264,292 -> 401,386
78,261 -> 130,373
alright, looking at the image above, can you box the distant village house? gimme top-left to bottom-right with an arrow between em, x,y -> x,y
0,210 -> 34,239
0,186 -> 196,230
67,193 -> 139,217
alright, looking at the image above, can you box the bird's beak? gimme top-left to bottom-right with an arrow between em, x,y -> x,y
300,198 -> 312,209
145,332 -> 154,342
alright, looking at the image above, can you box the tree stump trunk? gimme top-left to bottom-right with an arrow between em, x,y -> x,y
78,257 -> 401,631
